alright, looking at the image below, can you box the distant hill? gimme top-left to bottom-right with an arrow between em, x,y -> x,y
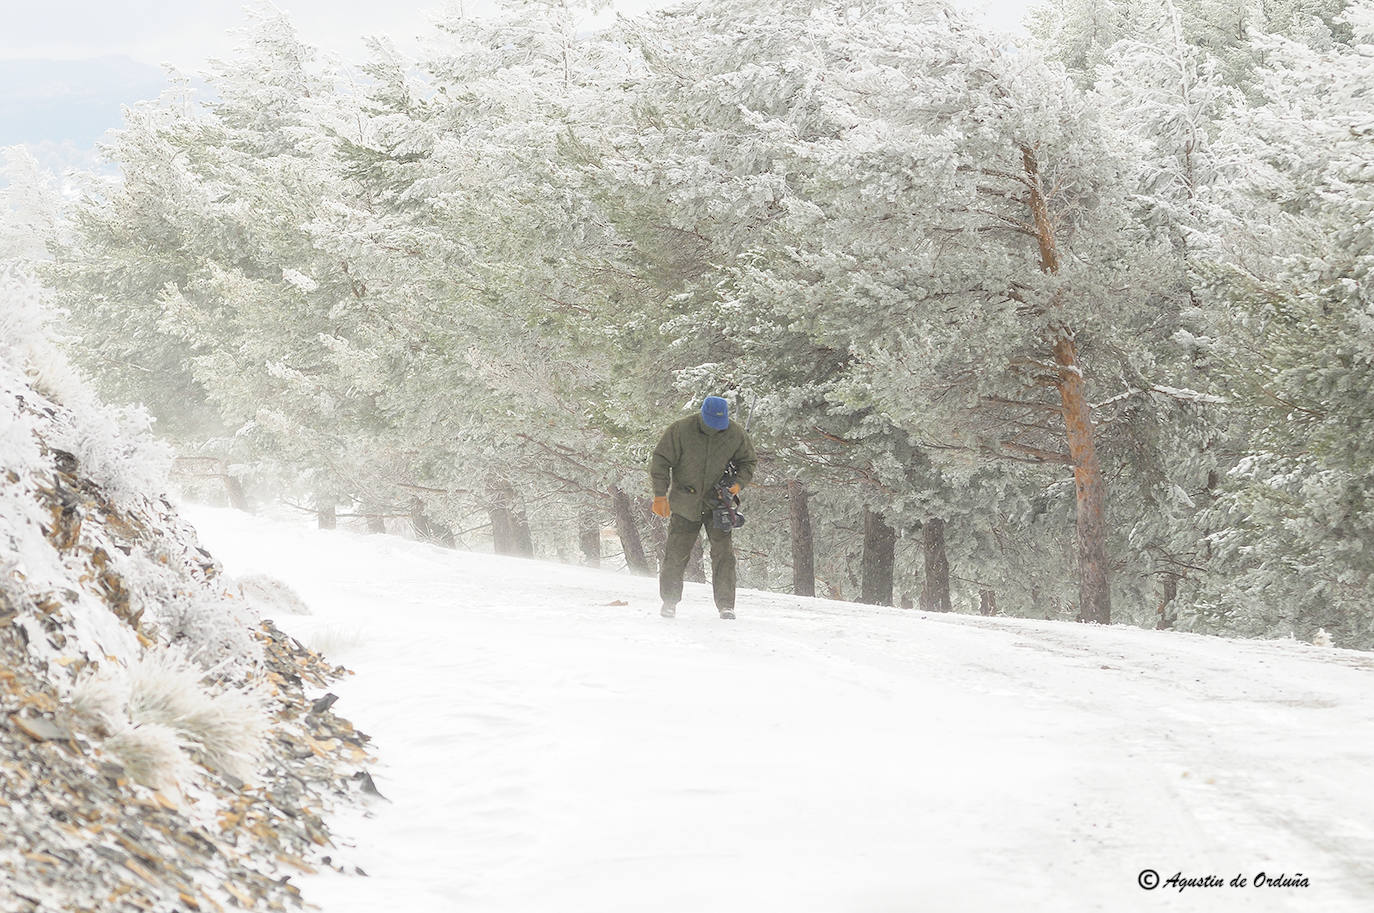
0,55 -> 168,148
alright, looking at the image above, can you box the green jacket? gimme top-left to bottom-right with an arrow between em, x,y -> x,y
650,415 -> 758,520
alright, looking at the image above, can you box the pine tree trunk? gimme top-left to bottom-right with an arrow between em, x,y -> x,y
1023,144 -> 1112,626
920,518 -> 951,612
611,486 -> 650,574
979,589 -> 997,616
317,501 -> 336,531
488,478 -> 533,557
409,497 -> 434,541
490,506 -> 514,555
788,478 -> 815,597
410,498 -> 454,548
860,508 -> 895,606
367,512 -> 386,535
1056,334 -> 1111,625
579,513 -> 601,568
222,470 -> 249,511
1156,574 -> 1178,630
510,509 -> 533,558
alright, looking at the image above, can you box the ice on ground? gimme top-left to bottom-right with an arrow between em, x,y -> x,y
184,504 -> 1374,913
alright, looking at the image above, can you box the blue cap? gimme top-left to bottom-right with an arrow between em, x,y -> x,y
701,396 -> 730,430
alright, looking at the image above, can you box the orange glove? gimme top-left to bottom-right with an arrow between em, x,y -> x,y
728,483 -> 741,495
651,496 -> 671,518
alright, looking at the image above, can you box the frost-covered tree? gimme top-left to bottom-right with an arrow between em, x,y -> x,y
1029,0 -> 1374,640
43,0 -> 1371,642
1031,0 -> 1353,86
339,0 -> 666,555
53,12 -> 407,519
1079,0 -> 1241,621
1095,1 -> 1239,243
0,147 -> 61,263
608,0 -> 1203,622
50,78 -> 229,454
1185,1 -> 1374,645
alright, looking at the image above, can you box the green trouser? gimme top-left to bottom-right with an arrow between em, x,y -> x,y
659,511 -> 736,610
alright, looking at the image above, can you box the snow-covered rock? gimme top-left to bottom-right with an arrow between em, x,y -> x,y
1,270 -> 372,912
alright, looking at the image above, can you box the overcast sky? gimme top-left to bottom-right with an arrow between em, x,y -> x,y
1,0 -> 445,67
0,0 -> 1039,154
2,0 -> 1036,69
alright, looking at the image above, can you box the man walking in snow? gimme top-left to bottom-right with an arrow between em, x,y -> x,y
650,396 -> 758,619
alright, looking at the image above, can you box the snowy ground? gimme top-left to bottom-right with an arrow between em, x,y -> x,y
184,504 -> 1374,913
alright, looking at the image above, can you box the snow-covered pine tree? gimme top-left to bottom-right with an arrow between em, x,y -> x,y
614,0 -> 1191,622
1187,0 -> 1374,645
1032,0 -> 1353,87
1077,0 -> 1241,624
51,14 -> 361,512
0,147 -> 61,263
53,11 -> 436,526
325,0 -> 672,557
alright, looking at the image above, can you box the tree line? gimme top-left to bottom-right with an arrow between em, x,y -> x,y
6,0 -> 1371,646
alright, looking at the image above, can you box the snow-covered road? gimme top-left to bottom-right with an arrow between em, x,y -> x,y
186,505 -> 1374,913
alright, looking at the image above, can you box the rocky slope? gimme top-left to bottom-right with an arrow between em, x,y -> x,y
1,274 -> 372,912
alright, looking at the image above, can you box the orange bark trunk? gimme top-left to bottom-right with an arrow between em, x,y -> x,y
1054,335 -> 1111,624
1023,146 -> 1111,624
